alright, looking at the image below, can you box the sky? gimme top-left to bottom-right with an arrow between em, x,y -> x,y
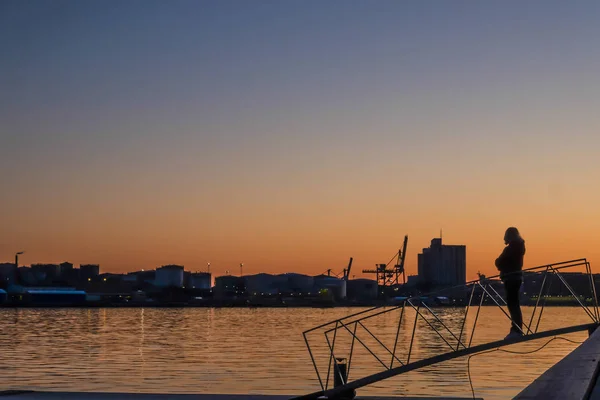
1,0 -> 600,279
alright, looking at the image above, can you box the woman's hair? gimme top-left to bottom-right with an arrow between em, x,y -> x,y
504,227 -> 523,242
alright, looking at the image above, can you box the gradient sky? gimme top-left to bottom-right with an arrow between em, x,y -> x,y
2,0 -> 600,279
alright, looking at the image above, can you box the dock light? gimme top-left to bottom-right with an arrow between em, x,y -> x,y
103,278 -> 107,282
88,278 -> 91,282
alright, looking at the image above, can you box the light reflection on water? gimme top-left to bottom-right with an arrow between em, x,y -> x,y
0,307 -> 591,399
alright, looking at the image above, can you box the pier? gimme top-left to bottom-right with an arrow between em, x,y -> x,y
294,259 -> 600,399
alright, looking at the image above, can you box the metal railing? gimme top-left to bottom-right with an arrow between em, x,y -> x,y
301,258 -> 599,396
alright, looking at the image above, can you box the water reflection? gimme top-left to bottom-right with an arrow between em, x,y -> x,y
0,307 -> 590,399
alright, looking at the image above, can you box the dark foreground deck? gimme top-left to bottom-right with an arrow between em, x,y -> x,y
0,393 -> 480,400
515,325 -> 600,400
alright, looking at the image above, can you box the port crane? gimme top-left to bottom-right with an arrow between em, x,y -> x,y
322,257 -> 353,280
362,235 -> 408,287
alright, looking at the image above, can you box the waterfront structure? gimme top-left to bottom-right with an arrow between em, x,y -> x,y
298,258 -> 597,400
31,264 -> 61,282
80,264 -> 100,279
283,273 -> 314,294
214,275 -> 245,297
6,286 -> 87,306
243,273 -> 316,296
314,275 -> 347,300
406,275 -> 419,287
188,272 -> 212,289
24,288 -> 87,305
0,263 -> 16,284
346,278 -> 378,301
60,262 -> 74,275
155,265 -> 184,287
243,273 -> 283,295
417,238 -> 466,287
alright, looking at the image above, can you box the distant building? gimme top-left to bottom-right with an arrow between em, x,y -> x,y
80,264 -> 100,279
214,275 -> 245,297
31,264 -> 61,283
0,263 -> 16,284
314,275 -> 347,300
418,238 -> 466,287
346,278 -> 378,300
188,272 -> 212,289
155,265 -> 184,287
17,267 -> 35,286
282,273 -> 314,294
406,275 -> 419,287
243,273 -> 284,295
8,286 -> 86,305
60,262 -> 74,274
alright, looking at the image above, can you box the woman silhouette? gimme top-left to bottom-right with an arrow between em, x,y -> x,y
495,227 -> 526,339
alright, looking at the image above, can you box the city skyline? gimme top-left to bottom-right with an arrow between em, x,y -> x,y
2,1 -> 600,280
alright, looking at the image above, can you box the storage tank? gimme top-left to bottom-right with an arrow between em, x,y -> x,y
283,273 -> 314,294
314,275 -> 347,300
244,273 -> 279,295
346,278 -> 378,300
189,272 -> 212,289
155,265 -> 184,288
214,275 -> 245,297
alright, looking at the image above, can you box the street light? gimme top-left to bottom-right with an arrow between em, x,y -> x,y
15,251 -> 24,268
207,262 -> 210,274
240,263 -> 243,277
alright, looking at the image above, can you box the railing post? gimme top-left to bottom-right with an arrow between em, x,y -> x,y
334,357 -> 356,399
457,284 -> 475,351
407,300 -> 420,364
324,321 -> 339,391
390,303 -> 405,369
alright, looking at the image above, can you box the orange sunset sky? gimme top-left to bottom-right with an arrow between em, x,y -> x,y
2,2 -> 600,280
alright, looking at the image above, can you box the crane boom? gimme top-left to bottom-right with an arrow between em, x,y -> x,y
344,257 -> 353,281
396,235 -> 409,284
362,235 -> 409,288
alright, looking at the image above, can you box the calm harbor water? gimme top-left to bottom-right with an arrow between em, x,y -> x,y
0,307 -> 593,399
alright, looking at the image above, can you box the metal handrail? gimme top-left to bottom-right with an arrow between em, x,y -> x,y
301,258 -> 598,395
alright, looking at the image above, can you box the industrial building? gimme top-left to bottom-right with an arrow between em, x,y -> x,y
80,264 -> 100,279
314,275 -> 347,300
243,273 -> 315,296
5,286 -> 87,306
155,265 -> 184,287
31,264 -> 61,282
188,272 -> 212,289
244,273 -> 284,295
417,238 -> 466,288
0,263 -> 16,284
23,288 -> 87,305
214,275 -> 245,297
346,278 -> 378,301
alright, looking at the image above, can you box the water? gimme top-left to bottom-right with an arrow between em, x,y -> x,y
0,306 -> 593,399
